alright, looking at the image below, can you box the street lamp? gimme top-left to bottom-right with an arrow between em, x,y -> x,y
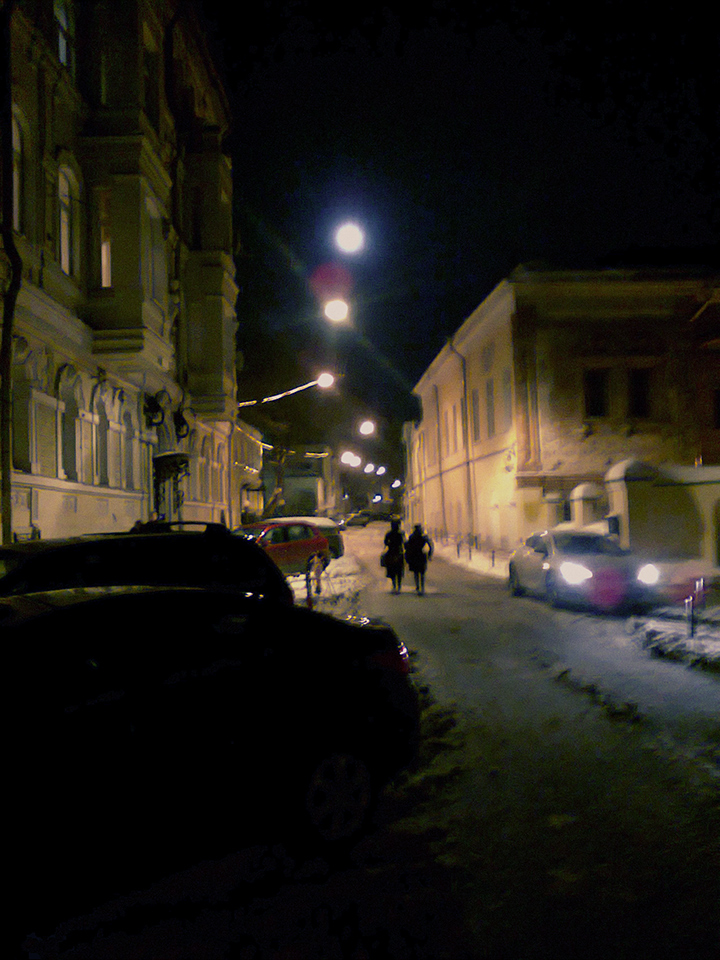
237,372 -> 335,408
324,298 -> 349,323
334,222 -> 365,254
358,419 -> 375,436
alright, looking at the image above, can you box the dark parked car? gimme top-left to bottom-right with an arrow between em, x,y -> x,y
0,521 -> 294,605
6,586 -> 419,941
344,511 -> 373,527
237,519 -> 331,574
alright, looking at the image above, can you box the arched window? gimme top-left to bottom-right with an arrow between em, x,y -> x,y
54,0 -> 75,74
58,368 -> 82,482
123,410 -> 134,489
216,442 -> 226,505
96,398 -> 109,485
199,437 -> 210,503
58,166 -> 79,277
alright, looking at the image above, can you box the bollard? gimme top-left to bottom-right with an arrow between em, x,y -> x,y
684,594 -> 695,637
694,577 -> 705,610
491,549 -> 495,567
305,567 -> 313,610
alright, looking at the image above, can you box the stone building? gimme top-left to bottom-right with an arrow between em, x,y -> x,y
404,264 -> 720,567
1,0 -> 254,539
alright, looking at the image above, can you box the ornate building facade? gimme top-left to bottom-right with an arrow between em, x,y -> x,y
1,0 -> 253,539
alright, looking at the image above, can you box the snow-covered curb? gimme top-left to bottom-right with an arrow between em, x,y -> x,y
625,613 -> 720,673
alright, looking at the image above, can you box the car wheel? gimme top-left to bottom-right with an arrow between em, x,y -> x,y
509,564 -> 523,597
303,751 -> 374,845
545,573 -> 561,607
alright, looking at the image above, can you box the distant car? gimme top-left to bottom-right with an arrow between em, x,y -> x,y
237,519 -> 331,575
276,516 -> 345,559
6,586 -> 419,939
508,529 -> 660,612
344,511 -> 372,527
0,522 -> 294,605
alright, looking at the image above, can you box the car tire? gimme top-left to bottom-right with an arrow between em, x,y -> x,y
545,573 -> 561,607
509,565 -> 523,597
302,750 -> 375,846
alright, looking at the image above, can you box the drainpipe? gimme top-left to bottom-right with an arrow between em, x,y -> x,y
434,384 -> 448,538
447,338 -> 475,549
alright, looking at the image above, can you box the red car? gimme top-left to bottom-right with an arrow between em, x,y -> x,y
238,519 -> 330,576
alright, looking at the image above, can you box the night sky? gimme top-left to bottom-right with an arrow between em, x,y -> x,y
201,1 -> 718,444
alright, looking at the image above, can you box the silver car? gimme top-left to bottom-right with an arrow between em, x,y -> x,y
508,529 -> 659,612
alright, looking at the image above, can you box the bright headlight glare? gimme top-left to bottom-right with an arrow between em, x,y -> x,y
637,563 -> 660,586
559,561 -> 593,585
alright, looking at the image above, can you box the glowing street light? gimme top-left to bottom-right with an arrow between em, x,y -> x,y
363,463 -> 375,474
358,419 -> 375,436
376,466 -> 386,476
324,298 -> 349,323
340,451 -> 362,468
237,372 -> 335,407
316,372 -> 335,389
334,222 -> 365,254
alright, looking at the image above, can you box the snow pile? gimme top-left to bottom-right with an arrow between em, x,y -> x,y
626,609 -> 720,673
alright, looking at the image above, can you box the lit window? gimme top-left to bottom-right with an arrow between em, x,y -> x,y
98,189 -> 112,287
58,167 -> 74,276
54,0 -> 74,73
12,114 -> 22,233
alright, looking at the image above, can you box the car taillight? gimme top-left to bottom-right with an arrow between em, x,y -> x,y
369,641 -> 410,675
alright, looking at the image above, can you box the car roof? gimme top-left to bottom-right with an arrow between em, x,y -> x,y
0,525 -> 242,558
275,516 -> 340,528
239,518 -> 322,530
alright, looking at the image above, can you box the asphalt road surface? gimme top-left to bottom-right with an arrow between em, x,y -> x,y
20,525 -> 719,959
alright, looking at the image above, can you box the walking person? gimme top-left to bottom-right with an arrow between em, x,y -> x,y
404,524 -> 433,594
382,519 -> 406,593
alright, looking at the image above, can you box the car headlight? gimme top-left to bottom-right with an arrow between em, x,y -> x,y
637,563 -> 660,586
559,561 -> 593,585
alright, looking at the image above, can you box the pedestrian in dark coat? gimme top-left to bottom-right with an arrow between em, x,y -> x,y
404,524 -> 433,594
382,519 -> 406,593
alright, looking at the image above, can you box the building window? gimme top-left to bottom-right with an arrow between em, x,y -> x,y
452,405 -> 458,453
471,388 -> 480,442
145,197 -> 166,302
628,367 -> 651,419
142,31 -> 161,130
59,376 -> 80,482
54,0 -> 75,74
96,400 -> 109,486
502,368 -> 513,432
58,167 -> 77,276
98,189 -> 112,287
12,114 -> 23,233
583,368 -> 609,418
486,378 -> 495,438
123,411 -> 134,489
